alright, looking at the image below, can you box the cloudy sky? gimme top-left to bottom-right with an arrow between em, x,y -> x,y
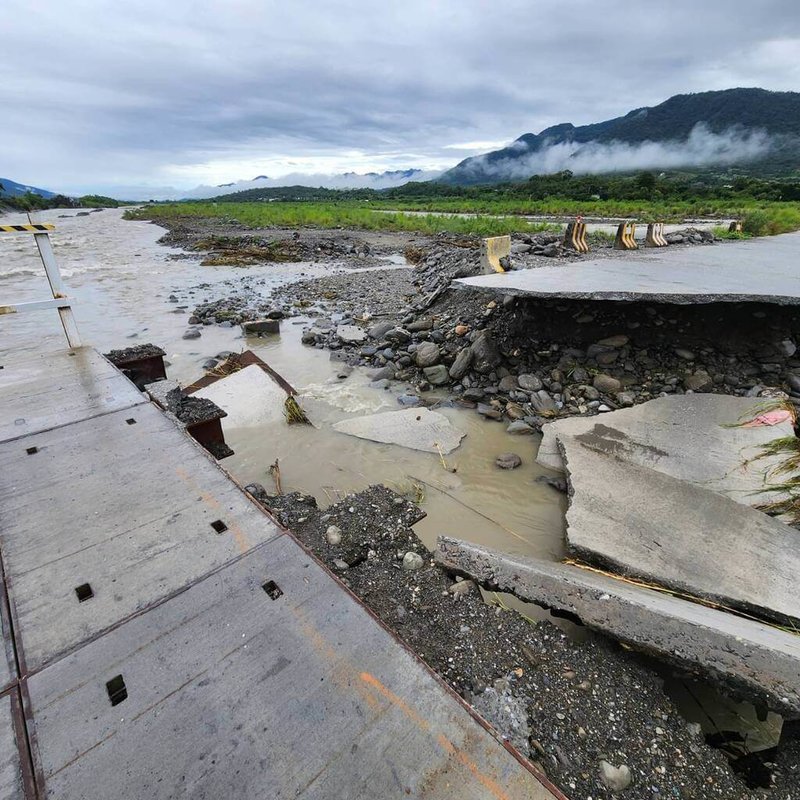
3,0 -> 799,197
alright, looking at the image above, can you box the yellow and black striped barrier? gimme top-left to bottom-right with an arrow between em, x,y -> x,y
614,221 -> 638,250
563,219 -> 589,253
0,223 -> 55,233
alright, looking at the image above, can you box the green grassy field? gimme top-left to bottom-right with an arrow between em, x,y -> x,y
127,198 -> 800,238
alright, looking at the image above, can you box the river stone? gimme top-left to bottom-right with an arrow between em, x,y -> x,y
507,421 -> 534,435
368,321 -> 394,339
674,348 -> 695,361
599,761 -> 632,792
402,551 -> 424,571
423,364 -> 449,385
517,373 -> 543,392
415,341 -> 441,367
498,375 -> 518,392
778,339 -> 797,357
597,334 -> 629,348
337,324 -> 367,344
333,407 -> 465,453
593,374 -> 621,393
530,390 -> 557,414
684,369 -> 713,392
449,348 -> 473,379
406,318 -> 433,332
495,452 -> 522,469
470,331 -> 501,374
477,403 -> 503,420
182,328 -> 201,339
242,319 -> 280,335
325,525 -> 342,545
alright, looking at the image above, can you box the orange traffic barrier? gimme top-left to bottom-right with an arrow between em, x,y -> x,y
614,221 -> 638,250
480,235 -> 511,273
645,222 -> 668,247
563,219 -> 589,253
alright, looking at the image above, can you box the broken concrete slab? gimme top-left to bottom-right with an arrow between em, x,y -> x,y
336,324 -> 367,344
241,319 -> 280,335
458,231 -> 800,305
193,364 -> 290,428
559,436 -> 800,628
435,537 -> 800,717
537,395 -> 793,508
333,408 -> 466,453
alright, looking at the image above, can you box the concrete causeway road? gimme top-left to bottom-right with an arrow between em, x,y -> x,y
458,232 -> 800,305
0,346 -> 561,799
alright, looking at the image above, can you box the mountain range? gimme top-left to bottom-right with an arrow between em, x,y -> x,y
0,177 -> 56,199
439,88 -> 800,185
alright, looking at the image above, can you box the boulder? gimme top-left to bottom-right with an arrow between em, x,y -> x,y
423,364 -> 449,385
517,373 -> 543,391
470,332 -> 501,374
593,374 -> 621,394
414,341 -> 441,368
449,348 -> 473,380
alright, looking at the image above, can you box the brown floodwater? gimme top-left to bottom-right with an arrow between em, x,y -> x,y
0,207 -> 566,558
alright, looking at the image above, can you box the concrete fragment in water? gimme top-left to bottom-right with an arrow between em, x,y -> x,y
333,408 -> 465,454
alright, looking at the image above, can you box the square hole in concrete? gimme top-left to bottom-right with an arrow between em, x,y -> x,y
125,418 -> 137,425
75,583 -> 94,603
210,519 -> 228,534
262,581 -> 283,600
26,447 -> 38,455
106,675 -> 127,706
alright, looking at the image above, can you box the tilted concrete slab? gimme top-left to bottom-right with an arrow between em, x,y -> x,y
537,395 -> 793,507
0,403 -> 282,672
457,232 -> 800,305
27,538 -> 557,800
0,347 -> 146,443
333,407 -> 466,454
0,693 -> 27,800
435,537 -> 800,716
559,436 -> 800,627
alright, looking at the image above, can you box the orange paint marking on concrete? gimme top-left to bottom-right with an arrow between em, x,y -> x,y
360,672 -> 513,800
174,466 -> 252,554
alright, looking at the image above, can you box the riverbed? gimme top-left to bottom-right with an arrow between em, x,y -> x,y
0,207 -> 565,558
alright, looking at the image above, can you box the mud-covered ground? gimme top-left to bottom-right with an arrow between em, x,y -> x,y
247,484 -> 798,799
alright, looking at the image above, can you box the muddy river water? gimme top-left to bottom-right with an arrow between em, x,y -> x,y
0,207 -> 565,558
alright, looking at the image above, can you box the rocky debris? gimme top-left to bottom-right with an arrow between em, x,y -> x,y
336,324 -> 367,344
242,318 -> 280,335
163,387 -> 223,425
472,682 -> 531,756
243,483 -> 764,800
495,452 -> 522,469
599,760 -> 633,792
182,328 -> 201,339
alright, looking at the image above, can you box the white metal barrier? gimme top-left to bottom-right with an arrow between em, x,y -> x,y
0,218 -> 81,347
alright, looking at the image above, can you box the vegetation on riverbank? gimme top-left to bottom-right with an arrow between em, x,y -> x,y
127,195 -> 800,238
125,202 -> 560,237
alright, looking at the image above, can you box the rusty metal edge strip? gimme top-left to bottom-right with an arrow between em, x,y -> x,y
0,542 -> 38,797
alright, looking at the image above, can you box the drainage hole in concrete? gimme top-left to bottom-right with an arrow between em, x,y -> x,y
106,675 -> 127,706
25,447 -> 38,455
262,581 -> 283,600
210,519 -> 228,534
75,583 -> 94,602
125,418 -> 137,425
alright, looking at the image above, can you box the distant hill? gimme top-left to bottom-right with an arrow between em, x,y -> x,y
0,177 -> 56,199
190,168 -> 442,199
440,88 -> 800,185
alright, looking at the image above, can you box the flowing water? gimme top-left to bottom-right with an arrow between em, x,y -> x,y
0,207 -> 566,557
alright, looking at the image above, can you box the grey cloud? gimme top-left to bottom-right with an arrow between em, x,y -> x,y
2,0 -> 799,194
